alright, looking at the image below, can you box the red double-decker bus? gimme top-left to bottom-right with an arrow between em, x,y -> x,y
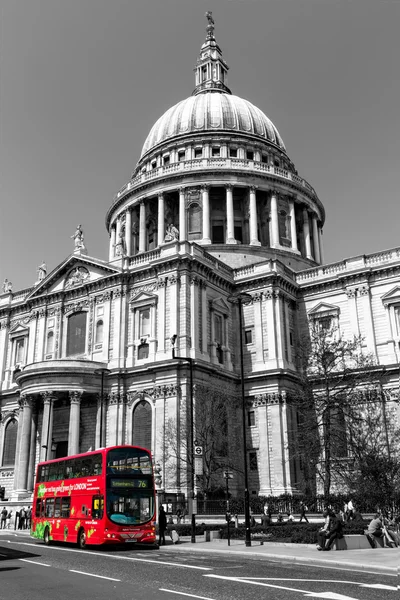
30,445 -> 156,548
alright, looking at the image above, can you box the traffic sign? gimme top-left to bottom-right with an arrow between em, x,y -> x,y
194,445 -> 203,456
223,471 -> 233,479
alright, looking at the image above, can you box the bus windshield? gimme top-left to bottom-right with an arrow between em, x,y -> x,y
106,447 -> 154,526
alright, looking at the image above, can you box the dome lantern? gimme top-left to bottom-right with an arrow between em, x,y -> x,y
193,12 -> 231,96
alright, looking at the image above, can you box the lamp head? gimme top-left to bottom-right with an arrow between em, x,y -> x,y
170,334 -> 177,347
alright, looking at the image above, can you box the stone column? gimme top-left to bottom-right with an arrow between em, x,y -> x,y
201,185 -> 211,243
109,225 -> 116,261
107,393 -> 119,447
226,184 -> 235,244
289,198 -> 298,251
359,285 -> 377,356
318,226 -> 325,264
27,405 -> 38,491
139,201 -> 146,252
190,276 -> 199,353
311,214 -> 321,263
270,191 -> 280,247
40,392 -> 55,461
201,281 -> 209,358
115,217 -> 122,250
68,391 -> 82,456
303,208 -> 312,259
157,193 -> 165,246
15,395 -> 33,492
249,186 -> 260,246
265,290 -> 277,363
125,209 -> 132,256
179,187 -> 186,241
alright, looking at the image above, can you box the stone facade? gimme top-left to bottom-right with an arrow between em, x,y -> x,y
0,17 -> 399,503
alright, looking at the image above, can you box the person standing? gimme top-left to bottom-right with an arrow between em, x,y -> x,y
1,506 -> 7,529
158,505 -> 167,546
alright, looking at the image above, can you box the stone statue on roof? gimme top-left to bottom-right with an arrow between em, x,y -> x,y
71,224 -> 87,253
37,262 -> 47,282
205,11 -> 214,26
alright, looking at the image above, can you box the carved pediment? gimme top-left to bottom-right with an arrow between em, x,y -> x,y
382,286 -> 400,307
211,296 -> 230,313
308,302 -> 340,318
9,323 -> 30,337
25,255 -> 122,301
129,290 -> 158,307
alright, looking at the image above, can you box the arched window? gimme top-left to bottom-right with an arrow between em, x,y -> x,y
46,331 -> 54,354
132,401 -> 152,449
2,419 -> 18,466
66,311 -> 87,357
95,320 -> 104,344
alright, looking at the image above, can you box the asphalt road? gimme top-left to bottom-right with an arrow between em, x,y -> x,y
0,532 -> 397,600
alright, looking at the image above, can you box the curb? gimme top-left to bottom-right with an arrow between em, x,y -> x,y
158,542 -> 398,575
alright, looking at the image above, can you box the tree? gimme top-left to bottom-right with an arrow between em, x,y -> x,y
161,384 -> 242,500
292,321 -> 381,500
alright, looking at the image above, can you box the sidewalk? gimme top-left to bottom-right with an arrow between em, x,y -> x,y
159,535 -> 399,575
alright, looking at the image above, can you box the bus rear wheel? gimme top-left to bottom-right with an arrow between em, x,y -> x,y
78,528 -> 86,550
43,527 -> 51,545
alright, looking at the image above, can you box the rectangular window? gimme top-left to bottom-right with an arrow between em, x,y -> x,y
163,155 -> 170,166
261,154 -> 268,164
45,498 -> 55,518
178,150 -> 185,162
211,147 -> 220,157
194,148 -> 202,158
246,150 -> 254,160
151,161 -> 157,170
229,148 -> 238,158
54,497 -> 61,518
214,315 -> 223,344
35,498 -> 44,518
245,330 -> 252,344
249,452 -> 258,471
61,497 -> 71,518
15,338 -> 25,364
247,411 -> 255,427
139,308 -> 151,338
212,224 -> 224,244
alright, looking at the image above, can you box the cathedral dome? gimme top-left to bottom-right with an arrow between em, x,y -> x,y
140,92 -> 286,159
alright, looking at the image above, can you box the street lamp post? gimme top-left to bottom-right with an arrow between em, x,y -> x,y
227,292 -> 252,548
94,367 -> 111,448
170,335 -> 196,543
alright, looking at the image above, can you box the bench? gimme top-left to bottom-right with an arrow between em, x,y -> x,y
332,534 -> 373,550
204,530 -> 220,541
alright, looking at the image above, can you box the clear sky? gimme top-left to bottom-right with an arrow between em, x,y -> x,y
1,0 -> 399,291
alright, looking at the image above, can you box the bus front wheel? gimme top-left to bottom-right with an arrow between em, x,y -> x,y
43,527 -> 51,545
78,528 -> 86,550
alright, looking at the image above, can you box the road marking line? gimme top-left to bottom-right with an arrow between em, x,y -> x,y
4,540 -> 212,570
204,575 -> 360,599
19,559 -> 51,567
160,589 -> 216,600
69,570 -> 120,581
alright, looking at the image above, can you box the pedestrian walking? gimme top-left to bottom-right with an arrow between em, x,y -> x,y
299,501 -> 309,523
158,505 -> 167,546
176,507 -> 182,524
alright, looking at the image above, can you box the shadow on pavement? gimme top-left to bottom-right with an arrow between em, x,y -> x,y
0,545 -> 42,561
